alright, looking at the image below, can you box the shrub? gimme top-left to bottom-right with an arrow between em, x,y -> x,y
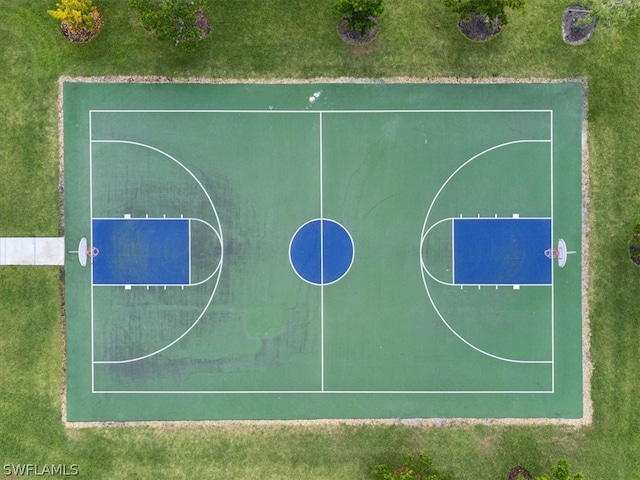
47,0 -> 97,32
128,0 -> 208,50
585,0 -> 640,27
334,0 -> 384,36
534,459 -> 585,480
372,454 -> 453,480
443,0 -> 525,26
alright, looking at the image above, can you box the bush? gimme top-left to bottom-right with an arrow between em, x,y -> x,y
372,454 -> 453,480
534,459 -> 584,480
443,0 -> 525,26
128,0 -> 208,50
47,0 -> 97,31
334,0 -> 384,36
586,0 -> 640,27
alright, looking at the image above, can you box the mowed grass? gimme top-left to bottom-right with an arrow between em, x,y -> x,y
2,0 -> 640,478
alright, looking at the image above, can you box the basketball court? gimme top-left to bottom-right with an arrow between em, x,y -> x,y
62,81 -> 584,421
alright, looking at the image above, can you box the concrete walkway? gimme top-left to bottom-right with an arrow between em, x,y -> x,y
0,237 -> 65,266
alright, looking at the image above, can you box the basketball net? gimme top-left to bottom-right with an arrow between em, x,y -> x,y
86,246 -> 100,258
544,247 -> 559,259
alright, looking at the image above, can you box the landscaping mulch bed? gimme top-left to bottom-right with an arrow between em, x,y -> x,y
459,14 -> 501,41
508,466 -> 533,480
60,10 -> 102,43
337,16 -> 379,45
629,224 -> 640,265
562,5 -> 597,45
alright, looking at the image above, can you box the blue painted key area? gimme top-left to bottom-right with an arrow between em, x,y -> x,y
453,218 -> 551,285
92,219 -> 190,285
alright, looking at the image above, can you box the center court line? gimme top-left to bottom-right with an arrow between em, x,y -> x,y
319,111 -> 325,392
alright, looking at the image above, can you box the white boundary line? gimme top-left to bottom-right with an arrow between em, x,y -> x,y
87,110 -> 557,394
89,111 -> 95,392
89,109 -> 553,114
93,389 -> 554,394
454,216 -> 553,220
550,110 -> 555,392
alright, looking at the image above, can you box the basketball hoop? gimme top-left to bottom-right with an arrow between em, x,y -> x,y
545,239 -> 574,267
544,247 -> 559,259
86,246 -> 99,258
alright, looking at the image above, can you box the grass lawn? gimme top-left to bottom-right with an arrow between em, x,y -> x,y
1,0 -> 640,478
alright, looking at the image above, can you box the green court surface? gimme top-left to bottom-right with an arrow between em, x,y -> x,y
63,81 -> 585,422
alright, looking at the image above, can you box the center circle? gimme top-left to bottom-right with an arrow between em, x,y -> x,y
289,218 -> 355,286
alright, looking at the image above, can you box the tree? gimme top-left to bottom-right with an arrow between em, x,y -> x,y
372,454 -> 453,480
128,0 -> 209,51
443,0 -> 525,27
334,0 -> 384,37
48,0 -> 101,42
48,0 -> 97,32
586,0 -> 640,27
534,459 -> 585,480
